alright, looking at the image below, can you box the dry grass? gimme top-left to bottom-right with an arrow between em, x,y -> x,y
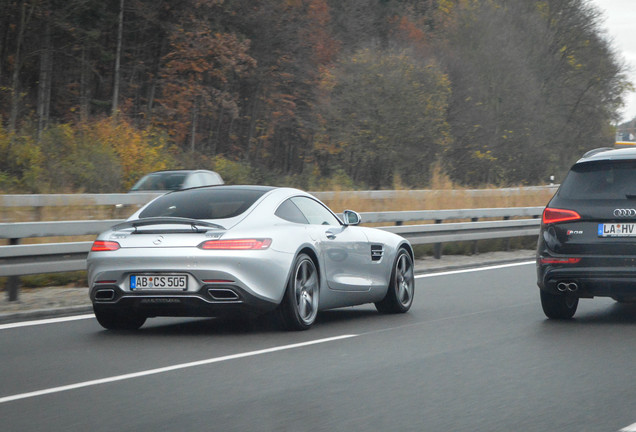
322,188 -> 554,213
322,167 -> 554,212
0,188 -> 555,223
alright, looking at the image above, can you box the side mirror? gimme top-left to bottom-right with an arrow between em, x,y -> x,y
343,210 -> 362,226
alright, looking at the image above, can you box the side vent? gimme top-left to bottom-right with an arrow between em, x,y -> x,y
371,244 -> 384,262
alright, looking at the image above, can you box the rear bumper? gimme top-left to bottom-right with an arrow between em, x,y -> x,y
538,261 -> 636,299
91,284 -> 278,318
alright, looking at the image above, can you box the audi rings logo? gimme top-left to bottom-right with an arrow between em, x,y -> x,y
613,209 -> 636,217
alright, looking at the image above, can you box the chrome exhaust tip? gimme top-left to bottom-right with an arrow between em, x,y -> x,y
95,289 -> 115,301
556,281 -> 578,292
208,288 -> 239,301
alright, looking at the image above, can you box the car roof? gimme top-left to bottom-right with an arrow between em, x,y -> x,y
187,185 -> 277,192
577,147 -> 636,163
144,169 -> 212,175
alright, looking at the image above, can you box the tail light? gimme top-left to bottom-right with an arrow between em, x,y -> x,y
540,257 -> 581,264
199,238 -> 272,250
542,208 -> 581,224
91,240 -> 121,251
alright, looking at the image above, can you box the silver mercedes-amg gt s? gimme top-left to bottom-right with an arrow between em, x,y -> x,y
87,186 -> 415,331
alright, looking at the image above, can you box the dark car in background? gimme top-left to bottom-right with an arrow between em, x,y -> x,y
129,170 -> 224,192
537,147 -> 636,318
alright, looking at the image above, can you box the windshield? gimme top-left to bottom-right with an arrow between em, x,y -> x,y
558,160 -> 636,200
138,188 -> 268,220
130,172 -> 188,191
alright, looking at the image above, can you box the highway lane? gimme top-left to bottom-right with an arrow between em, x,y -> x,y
2,262 -> 636,431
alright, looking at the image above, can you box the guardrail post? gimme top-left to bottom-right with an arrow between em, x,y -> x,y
6,238 -> 20,302
504,216 -> 511,250
471,217 -> 479,254
433,220 -> 442,259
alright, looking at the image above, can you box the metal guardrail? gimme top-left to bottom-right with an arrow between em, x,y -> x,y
0,190 -> 549,300
0,207 -> 544,279
0,193 -> 162,207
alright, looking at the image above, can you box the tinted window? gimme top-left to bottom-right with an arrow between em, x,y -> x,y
275,199 -> 309,224
558,160 -> 636,200
291,197 -> 341,226
139,188 -> 267,219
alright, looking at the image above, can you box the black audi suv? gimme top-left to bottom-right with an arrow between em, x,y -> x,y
537,146 -> 636,319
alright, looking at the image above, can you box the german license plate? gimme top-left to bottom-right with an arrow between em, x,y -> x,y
130,274 -> 187,290
598,223 -> 636,237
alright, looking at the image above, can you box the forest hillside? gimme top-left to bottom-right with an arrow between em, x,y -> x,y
0,0 -> 628,192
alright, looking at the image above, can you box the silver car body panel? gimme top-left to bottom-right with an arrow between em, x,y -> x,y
87,187 -> 411,315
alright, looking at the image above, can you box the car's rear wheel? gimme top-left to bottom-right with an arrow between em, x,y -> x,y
540,289 -> 578,319
279,253 -> 319,331
375,248 -> 414,314
94,307 -> 146,330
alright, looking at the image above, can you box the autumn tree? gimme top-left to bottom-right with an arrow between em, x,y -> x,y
155,8 -> 255,153
317,48 -> 451,188
436,0 -> 627,185
228,0 -> 339,176
0,0 -> 629,191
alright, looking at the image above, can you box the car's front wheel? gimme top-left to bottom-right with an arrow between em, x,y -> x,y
375,248 -> 415,314
279,253 -> 319,330
540,289 -> 578,319
94,307 -> 146,330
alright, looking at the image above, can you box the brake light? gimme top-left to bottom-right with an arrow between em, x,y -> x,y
199,239 -> 272,250
91,240 -> 120,251
542,208 -> 581,224
540,257 -> 582,264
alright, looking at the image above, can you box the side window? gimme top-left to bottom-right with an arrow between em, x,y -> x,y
291,197 -> 341,226
275,199 -> 309,224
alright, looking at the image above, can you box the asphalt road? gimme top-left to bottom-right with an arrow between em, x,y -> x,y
2,261 -> 636,432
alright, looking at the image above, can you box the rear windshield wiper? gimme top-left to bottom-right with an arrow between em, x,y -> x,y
626,193 -> 636,199
112,217 -> 226,232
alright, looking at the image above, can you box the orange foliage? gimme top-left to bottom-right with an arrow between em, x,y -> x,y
87,118 -> 170,189
304,0 -> 340,65
156,17 -> 255,149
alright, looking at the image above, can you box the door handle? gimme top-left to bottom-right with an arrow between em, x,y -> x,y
325,231 -> 336,239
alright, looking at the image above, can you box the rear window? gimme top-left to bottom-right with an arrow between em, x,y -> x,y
139,188 -> 268,219
558,160 -> 636,200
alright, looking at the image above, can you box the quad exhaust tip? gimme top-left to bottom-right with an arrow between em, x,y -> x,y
557,281 -> 579,292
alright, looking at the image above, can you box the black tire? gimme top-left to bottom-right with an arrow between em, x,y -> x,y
375,248 -> 415,314
94,307 -> 146,330
540,289 -> 578,319
279,254 -> 319,331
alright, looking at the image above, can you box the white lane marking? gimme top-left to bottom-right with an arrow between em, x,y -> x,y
415,260 -> 535,279
0,334 -> 357,404
0,314 -> 95,331
620,422 -> 636,431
